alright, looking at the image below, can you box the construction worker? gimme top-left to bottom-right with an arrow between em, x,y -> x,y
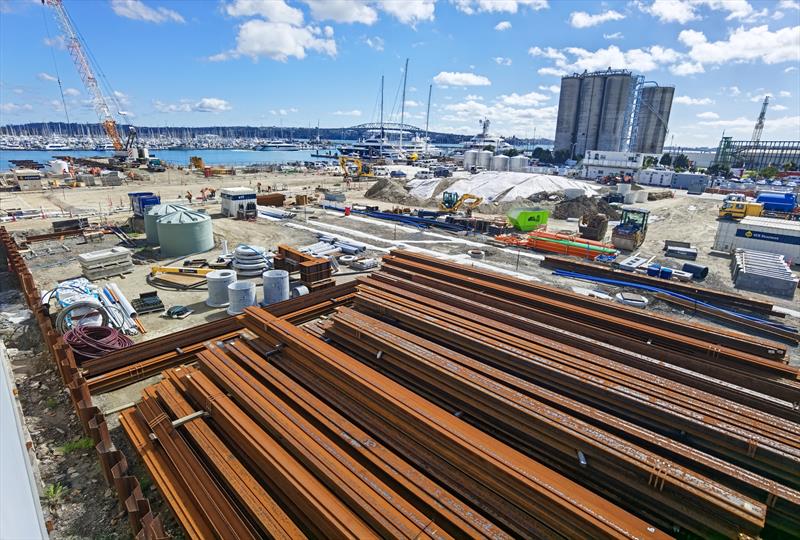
257,182 -> 262,193
186,191 -> 193,204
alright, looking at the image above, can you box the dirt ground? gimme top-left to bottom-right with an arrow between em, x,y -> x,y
2,171 -> 798,538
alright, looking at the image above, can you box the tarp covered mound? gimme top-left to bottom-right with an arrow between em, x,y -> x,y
408,171 -> 597,203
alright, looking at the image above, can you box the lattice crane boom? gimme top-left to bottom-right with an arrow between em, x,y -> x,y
751,96 -> 769,144
43,0 -> 123,151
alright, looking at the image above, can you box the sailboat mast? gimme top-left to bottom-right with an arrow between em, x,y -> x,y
424,84 -> 432,154
399,58 -> 408,149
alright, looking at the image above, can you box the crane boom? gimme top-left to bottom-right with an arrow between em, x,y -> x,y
43,0 -> 123,151
751,95 -> 769,144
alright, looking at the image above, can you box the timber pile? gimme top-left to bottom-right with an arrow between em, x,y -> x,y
121,250 -> 800,539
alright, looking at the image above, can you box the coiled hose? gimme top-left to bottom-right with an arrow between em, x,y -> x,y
54,301 -> 111,334
63,325 -> 133,362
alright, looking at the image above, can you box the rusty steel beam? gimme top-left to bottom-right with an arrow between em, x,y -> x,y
350,289 -> 800,487
360,274 -> 800,421
241,307 -> 670,539
325,307 -> 800,537
385,251 -> 787,361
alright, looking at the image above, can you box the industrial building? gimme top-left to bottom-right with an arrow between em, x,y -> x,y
712,137 -> 800,171
554,69 -> 674,158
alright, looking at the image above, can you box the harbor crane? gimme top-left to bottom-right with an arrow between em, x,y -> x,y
42,0 -> 134,159
750,96 -> 769,144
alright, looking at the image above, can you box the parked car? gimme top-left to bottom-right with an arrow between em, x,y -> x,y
415,170 -> 433,179
390,170 -> 407,178
434,167 -> 452,178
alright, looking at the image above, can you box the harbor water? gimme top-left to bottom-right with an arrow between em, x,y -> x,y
0,148 -> 336,171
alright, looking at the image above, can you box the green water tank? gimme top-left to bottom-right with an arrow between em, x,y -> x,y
156,208 -> 214,258
144,204 -> 186,245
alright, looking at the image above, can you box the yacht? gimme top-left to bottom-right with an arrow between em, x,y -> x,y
462,118 -> 513,152
398,134 -> 441,158
256,139 -> 301,151
337,135 -> 405,160
44,141 -> 69,151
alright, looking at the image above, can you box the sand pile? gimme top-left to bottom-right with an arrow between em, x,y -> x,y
552,196 -> 621,220
364,178 -> 422,205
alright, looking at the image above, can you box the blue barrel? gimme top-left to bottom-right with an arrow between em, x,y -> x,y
659,267 -> 673,280
682,262 -> 709,280
647,264 -> 661,277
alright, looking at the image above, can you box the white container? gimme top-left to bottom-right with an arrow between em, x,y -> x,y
635,190 -> 648,203
206,270 -> 236,307
226,281 -> 257,315
262,269 -> 290,305
510,155 -> 528,172
464,150 -> 479,168
490,155 -> 509,171
733,217 -> 800,262
624,191 -> 638,204
712,219 -> 739,252
617,184 -> 632,195
477,150 -> 492,169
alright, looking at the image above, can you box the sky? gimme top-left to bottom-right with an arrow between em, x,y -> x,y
0,0 -> 799,147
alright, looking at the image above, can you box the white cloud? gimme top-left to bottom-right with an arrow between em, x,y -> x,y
37,72 -> 57,82
723,85 -> 741,96
493,56 -> 513,66
110,0 -> 184,23
569,10 -> 625,28
379,0 -> 435,25
439,95 -> 557,137
0,103 -> 33,113
464,94 -> 484,100
494,21 -> 512,31
333,109 -> 362,116
696,111 -> 719,119
43,35 -> 65,49
529,44 -> 680,75
779,90 -> 792,97
365,36 -> 384,51
639,0 -> 766,24
215,20 -> 337,62
433,71 -> 491,87
786,66 -> 798,72
404,100 -> 420,107
772,104 -> 789,110
538,84 -> 560,93
603,32 -> 623,40
498,91 -> 549,106
226,0 -> 304,24
674,95 -> 715,105
670,61 -> 704,75
304,0 -> 377,24
113,90 -> 131,106
154,97 -> 231,113
678,26 -> 800,66
63,88 -> 81,97
453,0 -> 549,15
696,115 -> 800,137
780,0 -> 799,9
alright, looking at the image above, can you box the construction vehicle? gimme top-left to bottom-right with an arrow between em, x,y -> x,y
439,192 -> 483,214
611,208 -> 650,251
147,158 -> 166,172
718,201 -> 763,220
578,212 -> 609,241
190,156 -> 205,169
43,0 -> 138,162
339,157 -> 374,180
718,197 -> 800,221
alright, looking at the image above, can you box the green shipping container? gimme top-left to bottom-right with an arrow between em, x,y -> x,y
508,208 -> 549,231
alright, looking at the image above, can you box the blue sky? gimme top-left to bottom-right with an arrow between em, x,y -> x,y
1,0 -> 798,146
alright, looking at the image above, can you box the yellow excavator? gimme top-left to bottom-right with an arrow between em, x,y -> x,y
439,191 -> 483,214
339,157 -> 374,180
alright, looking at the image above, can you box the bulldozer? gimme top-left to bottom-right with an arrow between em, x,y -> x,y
439,191 -> 483,214
611,208 -> 650,251
339,156 -> 374,181
578,212 -> 609,241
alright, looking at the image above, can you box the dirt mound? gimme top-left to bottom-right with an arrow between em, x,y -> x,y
364,178 -> 422,205
552,196 -> 621,220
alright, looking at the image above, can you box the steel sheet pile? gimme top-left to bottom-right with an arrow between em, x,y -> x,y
120,250 -> 800,539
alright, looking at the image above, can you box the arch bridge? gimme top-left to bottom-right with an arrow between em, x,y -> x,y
346,122 -> 422,133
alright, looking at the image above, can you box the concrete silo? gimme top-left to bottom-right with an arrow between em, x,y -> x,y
633,86 -> 674,154
597,74 -> 634,151
574,74 -> 606,157
553,75 -> 581,154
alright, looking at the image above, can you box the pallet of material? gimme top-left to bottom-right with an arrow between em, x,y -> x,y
732,249 -> 798,299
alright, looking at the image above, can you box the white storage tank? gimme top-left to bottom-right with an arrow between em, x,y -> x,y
140,147 -> 150,160
156,208 -> 214,258
732,217 -> 800,262
509,155 -> 528,172
464,150 -> 479,169
477,150 -> 493,170
617,184 -> 632,195
262,269 -> 290,305
635,190 -> 648,203
491,155 -> 510,172
144,204 -> 186,245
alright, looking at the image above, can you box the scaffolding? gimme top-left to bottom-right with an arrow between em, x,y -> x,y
623,75 -> 645,152
712,138 -> 800,170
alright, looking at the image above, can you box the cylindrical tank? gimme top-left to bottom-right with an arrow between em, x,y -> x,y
262,269 -> 290,305
156,208 -> 214,258
464,150 -> 479,169
291,284 -> 309,298
635,190 -> 648,203
226,281 -> 256,315
597,74 -> 633,151
144,204 -> 186,245
576,74 -> 606,155
140,147 -> 150,160
206,270 -> 236,307
477,150 -> 492,169
617,184 -> 631,195
633,86 -> 674,154
624,191 -> 638,204
554,75 -> 581,154
491,155 -> 509,171
510,155 -> 528,172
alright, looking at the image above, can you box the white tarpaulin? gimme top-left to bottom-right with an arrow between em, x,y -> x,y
409,171 -> 597,202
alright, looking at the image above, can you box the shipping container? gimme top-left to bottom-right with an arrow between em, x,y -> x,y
732,216 -> 800,263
